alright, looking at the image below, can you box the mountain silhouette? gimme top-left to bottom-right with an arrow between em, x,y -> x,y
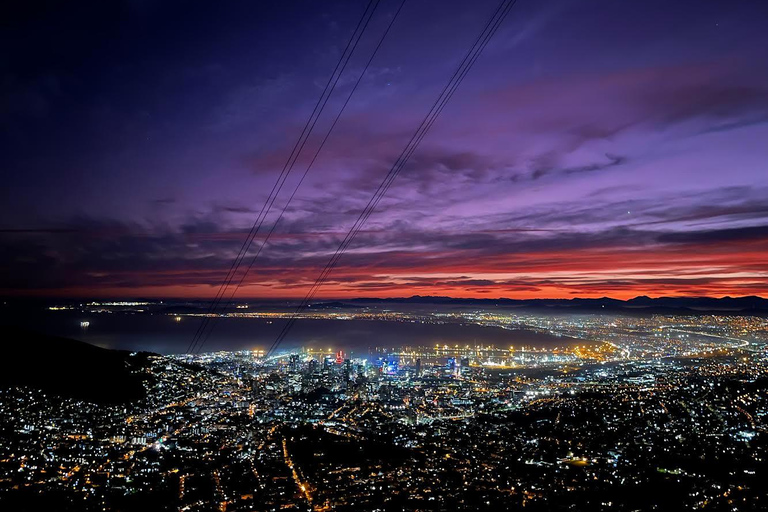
1,328 -> 150,404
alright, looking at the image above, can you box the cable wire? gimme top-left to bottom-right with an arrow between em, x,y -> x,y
192,0 -> 409,354
186,0 -> 380,354
265,0 -> 517,358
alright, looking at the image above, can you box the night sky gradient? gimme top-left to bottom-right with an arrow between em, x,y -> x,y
2,0 -> 768,299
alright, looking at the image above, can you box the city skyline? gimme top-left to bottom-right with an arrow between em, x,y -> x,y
3,307 -> 767,510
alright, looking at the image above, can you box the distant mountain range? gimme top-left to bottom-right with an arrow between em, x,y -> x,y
330,295 -> 768,314
4,294 -> 767,315
1,328 -> 150,404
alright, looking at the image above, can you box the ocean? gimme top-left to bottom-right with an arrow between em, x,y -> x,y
2,309 -> 580,355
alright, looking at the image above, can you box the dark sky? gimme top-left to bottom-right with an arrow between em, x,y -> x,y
2,0 -> 768,299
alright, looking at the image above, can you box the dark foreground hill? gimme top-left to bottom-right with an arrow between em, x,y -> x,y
0,328 -> 149,404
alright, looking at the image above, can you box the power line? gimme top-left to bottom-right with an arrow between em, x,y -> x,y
186,0 -> 379,354
193,0 -> 408,355
266,0 -> 517,358
267,0 -> 517,355
192,0 -> 407,354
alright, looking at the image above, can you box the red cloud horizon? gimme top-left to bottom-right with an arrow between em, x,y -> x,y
4,234 -> 765,300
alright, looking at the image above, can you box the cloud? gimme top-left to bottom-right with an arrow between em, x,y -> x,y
213,204 -> 258,215
657,225 -> 768,244
2,193 -> 767,299
642,83 -> 768,127
530,153 -> 626,181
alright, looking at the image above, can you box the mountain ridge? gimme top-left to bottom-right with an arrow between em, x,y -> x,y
327,294 -> 768,313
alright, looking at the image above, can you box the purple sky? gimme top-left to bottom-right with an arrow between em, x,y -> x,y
2,0 -> 768,299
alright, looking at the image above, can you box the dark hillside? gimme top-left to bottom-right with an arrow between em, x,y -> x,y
0,328 -> 148,404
